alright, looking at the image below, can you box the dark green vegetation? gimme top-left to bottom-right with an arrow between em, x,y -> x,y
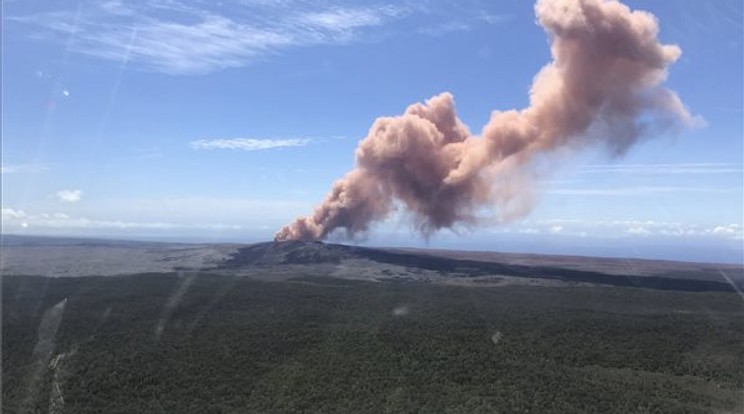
3,273 -> 743,414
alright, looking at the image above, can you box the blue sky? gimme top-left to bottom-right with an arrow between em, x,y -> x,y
2,0 -> 742,263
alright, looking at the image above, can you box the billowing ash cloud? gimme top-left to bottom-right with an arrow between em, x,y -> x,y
275,0 -> 700,242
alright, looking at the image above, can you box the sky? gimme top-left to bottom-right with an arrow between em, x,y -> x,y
2,0 -> 743,263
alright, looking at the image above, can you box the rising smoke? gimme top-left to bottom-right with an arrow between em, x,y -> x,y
275,0 -> 699,242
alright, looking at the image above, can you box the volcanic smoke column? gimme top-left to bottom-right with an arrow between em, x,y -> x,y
275,0 -> 700,242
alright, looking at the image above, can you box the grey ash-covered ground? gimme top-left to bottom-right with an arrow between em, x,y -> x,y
218,240 -> 741,292
3,236 -> 742,292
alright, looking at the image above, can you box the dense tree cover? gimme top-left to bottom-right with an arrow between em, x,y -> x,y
3,274 -> 743,413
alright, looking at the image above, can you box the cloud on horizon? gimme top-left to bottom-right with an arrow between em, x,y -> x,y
1,196 -> 310,235
499,219 -> 744,241
2,207 -> 186,231
4,205 -> 740,243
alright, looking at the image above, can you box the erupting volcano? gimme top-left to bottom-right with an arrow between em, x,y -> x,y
275,0 -> 699,242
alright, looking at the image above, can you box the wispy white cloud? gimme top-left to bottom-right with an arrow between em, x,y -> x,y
579,163 -> 743,175
7,1 -> 509,74
191,137 -> 311,151
55,189 -> 82,203
296,6 -> 402,34
7,1 -> 407,74
418,21 -> 473,36
477,13 -> 514,24
1,163 -> 49,174
418,13 -> 513,36
547,186 -> 737,196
